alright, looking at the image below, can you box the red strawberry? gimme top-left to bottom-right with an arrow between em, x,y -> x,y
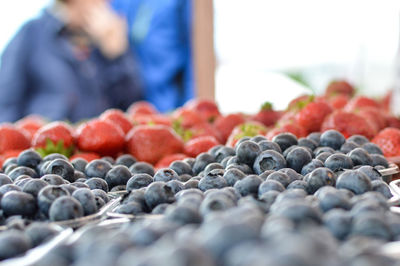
0,149 -> 25,168
155,153 -> 188,169
126,125 -> 184,164
133,114 -> 172,126
0,124 -> 30,154
76,119 -> 125,156
386,115 -> 400,129
171,108 -> 205,129
321,110 -> 376,139
188,122 -> 223,144
358,107 -> 387,132
344,96 -> 381,112
287,95 -> 315,111
184,136 -> 219,157
70,152 -> 101,162
250,102 -> 281,127
127,101 -> 158,117
15,115 -> 47,141
226,122 -> 267,147
266,123 -> 307,140
381,90 -> 392,113
295,101 -> 333,134
214,113 -> 246,143
328,94 -> 350,110
33,121 -> 75,149
100,109 -> 133,134
325,80 -> 355,97
185,99 -> 221,122
372,128 -> 400,157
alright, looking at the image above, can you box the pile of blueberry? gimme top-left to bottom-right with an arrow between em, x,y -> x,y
31,130 -> 400,266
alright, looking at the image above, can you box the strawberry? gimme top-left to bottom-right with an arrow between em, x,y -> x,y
70,152 -> 101,162
328,94 -> 350,110
214,113 -> 246,143
386,115 -> 400,129
381,90 -> 392,113
325,80 -> 355,97
295,101 -> 333,134
76,119 -> 125,156
185,99 -> 221,122
266,122 -> 307,140
100,109 -> 133,134
126,125 -> 184,164
226,122 -> 267,147
372,127 -> 400,157
171,108 -> 205,129
155,153 -> 188,169
188,122 -> 223,143
344,96 -> 381,112
15,115 -> 47,141
133,114 -> 172,126
32,121 -> 75,157
127,101 -> 158,117
321,110 -> 376,139
0,150 -> 24,169
357,107 -> 387,132
184,136 -> 219,157
250,102 -> 281,127
287,95 -> 315,111
0,124 -> 30,154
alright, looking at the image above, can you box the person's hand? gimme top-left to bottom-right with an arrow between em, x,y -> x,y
83,3 -> 128,59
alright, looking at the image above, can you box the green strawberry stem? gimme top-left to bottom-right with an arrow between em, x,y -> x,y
36,138 -> 74,158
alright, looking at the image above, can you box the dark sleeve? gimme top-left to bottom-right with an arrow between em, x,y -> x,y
95,48 -> 143,110
0,24 -> 31,122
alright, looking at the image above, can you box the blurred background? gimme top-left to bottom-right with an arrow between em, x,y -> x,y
1,0 -> 400,114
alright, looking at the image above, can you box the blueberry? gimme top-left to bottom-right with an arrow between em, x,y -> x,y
177,174 -> 192,182
283,145 -> 313,159
126,173 -> 153,191
46,159 -> 75,182
169,161 -> 193,176
17,149 -> 42,169
315,152 -> 333,163
226,156 -> 240,167
259,170 -> 274,181
153,168 -> 179,182
1,191 -> 37,217
266,172 -> 290,187
223,168 -> 246,186
101,156 -> 115,165
115,202 -> 143,215
38,161 -> 50,176
307,132 -> 321,145
105,165 -> 132,189
71,182 -> 90,189
335,170 -> 371,195
37,185 -> 70,217
110,185 -> 126,192
184,180 -> 199,189
200,193 -> 235,215
42,153 -> 69,163
40,174 -> 65,185
253,150 -> 286,174
0,184 -> 21,196
324,153 -> 354,172
320,130 -> 345,150
301,159 -> 324,176
214,147 -> 236,163
85,159 -> 112,179
346,135 -> 368,145
278,168 -> 302,183
370,154 -> 389,168
270,201 -> 322,225
272,133 -> 298,152
144,182 -> 175,209
0,230 -> 31,260
115,154 -> 137,168
95,196 -> 105,210
4,164 -> 18,175
285,147 -> 312,174
129,162 -> 155,176
357,166 -> 382,181
209,145 -> 224,157
304,168 -> 336,194
287,180 -> 308,191
371,180 -> 392,199
316,188 -> 351,212
258,180 -> 285,196
166,180 -> 184,194
71,158 -> 88,173
298,138 -> 318,151
49,196 -> 84,221
323,209 -> 352,240
361,142 -> 384,155
348,148 -> 372,166
340,141 -> 359,154
183,158 -> 196,168
2,158 -> 17,171
60,184 -> 77,194
8,166 -> 37,181
203,163 -> 224,176
193,153 -> 215,175
73,170 -> 86,182
22,179 -> 47,197
0,174 -> 13,186
14,176 -> 33,188
226,163 -> 253,175
165,205 -> 202,225
122,189 -> 148,211
92,189 -> 110,203
198,169 -> 227,191
351,212 -> 391,240
236,141 -> 261,166
72,188 -> 98,216
84,178 -> 109,192
314,146 -> 335,157
235,136 -> 252,148
258,140 -> 282,153
234,175 -> 262,197
25,223 -> 59,247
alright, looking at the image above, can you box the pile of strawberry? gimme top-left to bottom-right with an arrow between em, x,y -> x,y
1,80 -> 400,168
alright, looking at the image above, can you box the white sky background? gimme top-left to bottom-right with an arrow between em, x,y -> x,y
0,0 -> 400,114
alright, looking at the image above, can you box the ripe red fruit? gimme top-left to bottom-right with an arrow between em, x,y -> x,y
344,96 -> 381,112
184,136 -> 219,157
325,80 -> 355,97
155,153 -> 188,169
70,152 -> 101,162
185,99 -> 221,122
358,107 -> 387,132
76,119 -> 125,156
15,115 -> 47,140
321,110 -> 376,139
296,101 -> 333,134
32,121 -> 74,149
250,102 -> 281,127
133,114 -> 172,126
226,122 -> 267,147
100,109 -> 133,135
287,95 -> 314,111
266,123 -> 307,140
214,113 -> 246,143
372,128 -> 400,157
127,101 -> 158,117
0,124 -> 30,154
329,94 -> 350,110
386,115 -> 400,129
126,125 -> 184,164
171,108 -> 206,129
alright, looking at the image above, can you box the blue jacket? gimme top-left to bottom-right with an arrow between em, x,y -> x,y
0,10 -> 143,122
112,0 -> 194,112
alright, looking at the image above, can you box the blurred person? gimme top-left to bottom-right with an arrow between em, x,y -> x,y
112,0 -> 195,112
0,0 -> 143,122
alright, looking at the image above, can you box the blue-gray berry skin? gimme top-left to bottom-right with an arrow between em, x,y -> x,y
71,158 -> 88,173
335,170 -> 372,195
286,147 -> 312,173
370,154 -> 389,168
307,132 -> 321,145
85,159 -> 112,179
324,153 -> 354,172
105,165 -> 132,188
169,161 -> 193,176
347,135 -> 369,146
22,179 -> 48,197
49,196 -> 84,221
348,148 -> 373,166
193,153 -> 215,175
40,174 -> 65,185
0,230 -> 31,260
258,140 -> 282,153
304,168 -> 336,194
266,172 -> 291,188
357,166 -> 382,182
323,209 -> 352,240
272,133 -> 298,152
371,180 -> 393,199
115,154 -> 137,168
126,173 -> 153,191
253,150 -> 286,174
301,159 -> 324,176
45,159 -> 75,182
153,168 -> 179,182
1,191 -> 37,217
198,169 -> 227,192
351,212 -> 392,240
361,142 -> 384,155
8,166 -> 37,181
37,185 -> 70,217
129,162 -> 155,176
236,141 -> 261,166
258,180 -> 285,197
233,175 -> 262,197
17,149 -> 42,169
223,168 -> 246,186
320,130 -> 345,150
72,188 -> 98,216
340,141 -> 359,154
84,178 -> 109,192
144,182 -> 175,210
